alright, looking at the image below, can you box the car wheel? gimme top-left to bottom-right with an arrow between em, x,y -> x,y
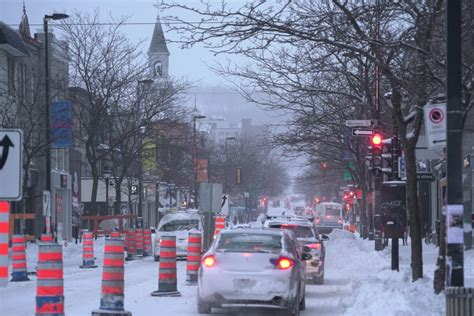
313,268 -> 325,285
287,290 -> 300,316
299,294 -> 306,311
197,296 -> 211,314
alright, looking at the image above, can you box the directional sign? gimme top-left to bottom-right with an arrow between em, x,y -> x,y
130,185 -> 138,195
352,128 -> 374,136
346,120 -> 372,127
221,194 -> 230,216
423,103 -> 446,148
43,190 -> 51,216
0,129 -> 22,201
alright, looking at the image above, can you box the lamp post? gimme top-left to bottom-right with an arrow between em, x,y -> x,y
224,137 -> 236,194
193,114 -> 206,209
102,165 -> 112,216
43,13 -> 68,235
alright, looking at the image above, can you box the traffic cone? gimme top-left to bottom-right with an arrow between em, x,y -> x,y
0,201 -> 10,287
186,232 -> 201,284
125,229 -> 136,261
151,235 -> 181,297
35,243 -> 64,315
213,216 -> 226,239
10,234 -> 30,281
41,234 -> 54,243
80,230 -> 97,269
91,238 -> 131,316
143,229 -> 152,257
135,228 -> 143,258
110,231 -> 121,238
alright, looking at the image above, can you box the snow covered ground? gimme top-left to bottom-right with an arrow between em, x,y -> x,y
0,230 -> 469,315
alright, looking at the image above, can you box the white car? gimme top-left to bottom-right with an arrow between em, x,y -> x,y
198,228 -> 310,315
154,211 -> 203,261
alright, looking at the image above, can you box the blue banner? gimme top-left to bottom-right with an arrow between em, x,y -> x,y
51,101 -> 72,148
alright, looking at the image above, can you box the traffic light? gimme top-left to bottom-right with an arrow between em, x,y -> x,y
370,132 -> 383,174
381,136 -> 400,180
235,167 -> 242,185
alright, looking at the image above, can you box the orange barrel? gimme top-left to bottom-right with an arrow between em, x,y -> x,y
151,235 -> 181,297
10,234 -> 30,281
111,231 -> 121,238
35,243 -> 64,315
125,229 -> 136,261
41,234 -> 54,243
91,238 -> 131,316
143,229 -> 152,257
80,230 -> 97,269
186,232 -> 202,284
0,201 -> 9,287
135,229 -> 144,257
213,216 -> 226,238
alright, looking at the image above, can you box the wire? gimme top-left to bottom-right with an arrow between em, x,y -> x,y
5,21 -> 225,27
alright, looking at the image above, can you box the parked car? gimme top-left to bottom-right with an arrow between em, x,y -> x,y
198,228 -> 310,315
265,216 -> 328,284
154,211 -> 203,261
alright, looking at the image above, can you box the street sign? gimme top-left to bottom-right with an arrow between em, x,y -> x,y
398,157 -> 406,180
423,102 -> 446,148
43,190 -> 51,216
0,129 -> 23,201
345,120 -> 372,127
221,194 -> 230,215
416,172 -> 435,182
130,185 -> 138,195
352,128 -> 373,136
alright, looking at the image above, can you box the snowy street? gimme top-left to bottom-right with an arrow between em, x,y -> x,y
1,229 -> 462,316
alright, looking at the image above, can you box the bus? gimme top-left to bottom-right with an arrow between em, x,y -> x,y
314,202 -> 343,234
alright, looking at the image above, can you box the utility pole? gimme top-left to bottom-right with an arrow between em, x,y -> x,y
193,114 -> 206,209
446,0 -> 464,287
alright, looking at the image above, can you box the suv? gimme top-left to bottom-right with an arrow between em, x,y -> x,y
264,216 -> 328,284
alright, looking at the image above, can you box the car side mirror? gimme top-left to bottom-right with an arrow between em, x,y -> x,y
302,253 -> 312,261
321,234 -> 329,241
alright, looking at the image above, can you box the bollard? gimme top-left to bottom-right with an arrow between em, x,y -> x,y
151,235 -> 181,297
213,216 -> 226,239
0,201 -> 10,287
186,232 -> 202,284
35,243 -> 64,315
153,234 -> 161,262
41,234 -> 54,243
10,234 -> 30,281
91,238 -> 131,316
143,229 -> 152,257
135,229 -> 144,258
125,229 -> 136,261
80,230 -> 97,269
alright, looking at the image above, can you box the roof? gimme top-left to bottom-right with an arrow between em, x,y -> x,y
148,14 -> 169,54
220,227 -> 285,236
0,22 -> 29,56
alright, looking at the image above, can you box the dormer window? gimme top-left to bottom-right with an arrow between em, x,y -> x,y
154,61 -> 162,77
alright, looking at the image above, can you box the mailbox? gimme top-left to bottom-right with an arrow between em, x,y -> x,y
380,182 -> 407,238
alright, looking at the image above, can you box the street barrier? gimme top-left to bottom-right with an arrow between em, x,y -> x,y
125,229 -> 136,261
151,235 -> 181,297
0,201 -> 10,287
111,231 -> 121,238
213,216 -> 226,238
186,232 -> 202,284
143,229 -> 152,257
446,287 -> 473,316
35,243 -> 64,315
80,230 -> 97,269
135,228 -> 144,257
10,234 -> 30,281
92,238 -> 131,316
41,234 -> 54,243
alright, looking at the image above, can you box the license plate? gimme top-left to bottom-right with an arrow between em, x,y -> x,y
233,279 -> 256,290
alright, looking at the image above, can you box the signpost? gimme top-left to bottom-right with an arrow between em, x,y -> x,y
221,194 -> 230,216
345,120 -> 373,127
352,128 -> 374,136
423,102 -> 446,148
0,129 -> 23,201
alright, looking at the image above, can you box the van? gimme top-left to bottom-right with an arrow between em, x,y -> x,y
314,202 -> 343,234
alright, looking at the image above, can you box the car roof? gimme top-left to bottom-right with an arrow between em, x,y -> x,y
220,227 -> 286,236
266,217 -> 314,227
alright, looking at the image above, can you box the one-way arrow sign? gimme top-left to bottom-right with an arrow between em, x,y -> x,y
0,129 -> 23,201
352,128 -> 374,136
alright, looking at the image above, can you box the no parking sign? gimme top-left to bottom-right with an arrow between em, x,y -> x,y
423,103 -> 446,148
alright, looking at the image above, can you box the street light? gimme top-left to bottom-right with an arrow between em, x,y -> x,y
224,137 -> 236,194
101,165 -> 112,216
193,114 -> 206,209
43,12 -> 68,235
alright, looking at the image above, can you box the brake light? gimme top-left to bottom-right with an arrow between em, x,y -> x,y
277,257 -> 294,270
202,255 -> 216,268
306,243 -> 321,250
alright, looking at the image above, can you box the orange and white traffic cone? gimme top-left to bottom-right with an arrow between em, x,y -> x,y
151,235 -> 181,297
41,234 -> 54,243
135,228 -> 144,258
91,238 -> 131,316
143,229 -> 152,257
35,243 -> 64,315
10,234 -> 30,281
186,232 -> 201,284
213,216 -> 226,239
0,201 -> 10,287
111,231 -> 121,238
80,230 -> 97,269
125,229 -> 136,261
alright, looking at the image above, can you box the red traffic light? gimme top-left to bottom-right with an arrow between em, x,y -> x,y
371,134 -> 382,145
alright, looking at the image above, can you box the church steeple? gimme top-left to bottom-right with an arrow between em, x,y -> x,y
148,2 -> 170,79
18,1 -> 32,40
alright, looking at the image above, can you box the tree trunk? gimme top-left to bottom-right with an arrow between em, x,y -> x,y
90,163 -> 99,216
405,145 -> 423,281
114,177 -> 124,215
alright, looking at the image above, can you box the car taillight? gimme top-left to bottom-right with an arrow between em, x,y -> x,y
306,243 -> 321,250
277,257 -> 294,270
202,255 -> 216,268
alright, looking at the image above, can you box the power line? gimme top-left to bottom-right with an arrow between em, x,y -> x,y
5,20 -> 225,27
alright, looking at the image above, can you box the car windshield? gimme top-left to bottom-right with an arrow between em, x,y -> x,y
324,208 -> 340,217
270,224 -> 315,239
159,219 -> 199,231
216,233 -> 282,253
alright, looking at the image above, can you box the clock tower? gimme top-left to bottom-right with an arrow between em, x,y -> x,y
148,5 -> 169,79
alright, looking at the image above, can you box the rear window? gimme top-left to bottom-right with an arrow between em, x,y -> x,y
159,219 -> 199,231
270,224 -> 315,238
324,209 -> 341,217
216,233 -> 282,253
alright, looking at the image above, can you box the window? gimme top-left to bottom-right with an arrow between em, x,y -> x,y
7,57 -> 15,96
216,233 -> 282,253
154,61 -> 162,77
270,224 -> 315,239
158,219 -> 199,231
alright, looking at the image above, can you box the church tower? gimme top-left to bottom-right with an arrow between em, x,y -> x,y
148,4 -> 170,79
